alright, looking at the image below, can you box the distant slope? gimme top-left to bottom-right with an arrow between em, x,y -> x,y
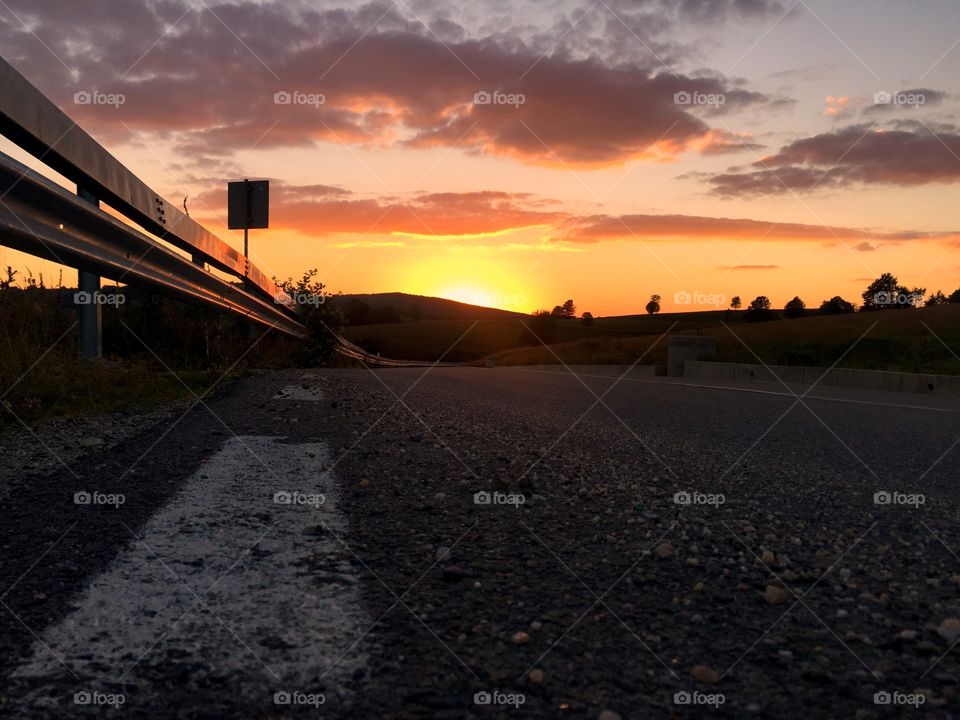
340,301 -> 960,375
489,304 -> 960,375
335,292 -> 525,321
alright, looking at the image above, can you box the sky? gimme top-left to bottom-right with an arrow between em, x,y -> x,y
1,0 -> 959,314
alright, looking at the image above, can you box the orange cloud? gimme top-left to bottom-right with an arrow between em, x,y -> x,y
194,182 -> 958,247
194,185 -> 568,237
560,212 -> 960,244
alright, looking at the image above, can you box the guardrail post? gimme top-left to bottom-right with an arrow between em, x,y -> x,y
76,186 -> 102,359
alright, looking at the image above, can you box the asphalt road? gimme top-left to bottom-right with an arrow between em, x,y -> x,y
2,366 -> 960,718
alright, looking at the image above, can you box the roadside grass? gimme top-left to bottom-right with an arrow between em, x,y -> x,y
0,348 -> 223,427
0,285 -> 298,428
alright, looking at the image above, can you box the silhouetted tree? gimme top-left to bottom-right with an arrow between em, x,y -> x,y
730,296 -> 742,310
926,291 -> 948,306
949,288 -> 960,304
819,296 -> 856,315
581,311 -> 594,326
744,295 -> 775,322
862,273 -> 924,310
784,296 -> 806,318
645,294 -> 661,315
274,269 -> 341,365
561,299 -> 576,318
526,309 -> 557,344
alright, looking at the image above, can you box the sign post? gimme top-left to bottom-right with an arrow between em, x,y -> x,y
228,179 -> 269,262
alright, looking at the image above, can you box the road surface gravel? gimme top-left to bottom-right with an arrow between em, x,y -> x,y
2,366 -> 959,718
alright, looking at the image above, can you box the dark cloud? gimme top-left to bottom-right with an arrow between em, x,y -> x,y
766,61 -> 835,83
707,123 -> 960,195
0,0 -> 778,166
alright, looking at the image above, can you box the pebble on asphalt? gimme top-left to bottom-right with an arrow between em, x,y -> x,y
692,664 -> 720,684
937,618 -> 960,644
528,669 -> 544,685
654,543 -> 676,559
765,585 -> 788,605
512,631 -> 531,645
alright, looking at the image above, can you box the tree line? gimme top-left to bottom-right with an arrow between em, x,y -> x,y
636,273 -> 960,322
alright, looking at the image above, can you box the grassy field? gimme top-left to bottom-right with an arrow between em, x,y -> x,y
0,285 -> 304,428
340,308 -> 749,362
344,305 -> 960,375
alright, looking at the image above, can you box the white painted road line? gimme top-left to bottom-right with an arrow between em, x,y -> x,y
14,436 -> 368,710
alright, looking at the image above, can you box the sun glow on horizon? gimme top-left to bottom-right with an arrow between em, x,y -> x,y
434,285 -> 529,311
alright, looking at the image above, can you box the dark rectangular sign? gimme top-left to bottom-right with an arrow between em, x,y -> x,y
227,179 -> 269,230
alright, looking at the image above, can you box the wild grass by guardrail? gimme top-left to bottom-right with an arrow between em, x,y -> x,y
0,268 -> 341,427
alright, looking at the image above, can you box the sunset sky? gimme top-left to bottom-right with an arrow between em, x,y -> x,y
1,0 -> 959,314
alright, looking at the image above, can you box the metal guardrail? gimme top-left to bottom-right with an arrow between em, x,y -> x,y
335,335 -> 461,368
0,151 -> 306,337
0,57 -> 288,306
0,54 -> 455,366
